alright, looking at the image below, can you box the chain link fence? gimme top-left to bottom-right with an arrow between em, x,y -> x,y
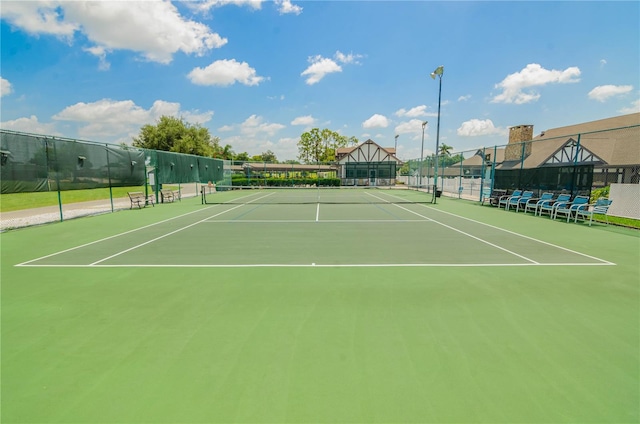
398,124 -> 639,213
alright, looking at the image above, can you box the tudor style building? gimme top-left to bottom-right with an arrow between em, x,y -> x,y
336,139 -> 403,186
451,112 -> 640,186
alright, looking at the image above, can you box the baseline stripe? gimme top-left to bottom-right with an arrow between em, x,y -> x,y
17,262 -> 615,268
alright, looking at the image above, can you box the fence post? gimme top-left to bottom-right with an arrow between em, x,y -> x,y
106,145 -> 114,212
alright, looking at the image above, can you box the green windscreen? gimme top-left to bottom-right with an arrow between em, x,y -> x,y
1,131 -> 145,193
494,165 -> 594,197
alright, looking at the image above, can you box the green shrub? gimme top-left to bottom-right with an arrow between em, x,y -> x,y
590,186 -> 610,202
229,177 -> 341,187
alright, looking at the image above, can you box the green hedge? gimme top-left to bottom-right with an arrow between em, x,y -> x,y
231,177 -> 340,187
590,186 -> 610,202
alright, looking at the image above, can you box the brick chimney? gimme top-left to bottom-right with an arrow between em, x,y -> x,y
505,124 -> 533,161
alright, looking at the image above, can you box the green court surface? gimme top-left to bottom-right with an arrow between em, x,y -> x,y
1,190 -> 638,423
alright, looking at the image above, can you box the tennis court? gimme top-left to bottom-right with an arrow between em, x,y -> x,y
2,189 -> 638,423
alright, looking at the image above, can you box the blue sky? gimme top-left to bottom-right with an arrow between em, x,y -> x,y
1,1 -> 639,161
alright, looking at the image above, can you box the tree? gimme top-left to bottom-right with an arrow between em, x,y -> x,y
260,150 -> 277,163
234,152 -> 250,162
439,143 -> 453,157
297,128 -> 358,163
438,144 -> 456,168
219,144 -> 234,160
132,115 -> 218,157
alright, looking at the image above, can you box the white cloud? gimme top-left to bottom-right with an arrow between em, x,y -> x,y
276,0 -> 302,15
458,95 -> 471,102
218,119 -> 292,159
600,59 -> 607,67
619,99 -> 640,114
394,119 -> 429,140
188,0 -> 263,12
240,115 -> 285,136
300,51 -> 362,85
181,110 -> 216,125
362,114 -> 389,129
221,115 -> 285,137
291,115 -> 315,126
588,85 -> 633,102
456,119 -> 506,137
2,1 -> 227,64
301,55 -> 342,85
188,59 -> 265,86
394,105 -> 429,118
335,51 -> 363,65
0,2 -> 78,38
271,136 -> 299,160
83,46 -> 110,71
0,115 -> 60,135
1,77 -> 13,97
52,99 -> 213,138
492,63 -> 581,104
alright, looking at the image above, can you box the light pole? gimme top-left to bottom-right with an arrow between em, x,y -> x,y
430,65 -> 444,204
419,121 -> 427,189
394,134 -> 400,184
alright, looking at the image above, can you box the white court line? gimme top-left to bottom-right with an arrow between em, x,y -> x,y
18,262 -> 614,268
15,205 -> 221,266
316,203 -> 320,222
202,219 -> 430,223
373,190 -> 615,266
417,202 -> 615,265
17,192 -> 276,267
366,192 -> 540,265
89,192 -> 276,266
17,190 -> 615,268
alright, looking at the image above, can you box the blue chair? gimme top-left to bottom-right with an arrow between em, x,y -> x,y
523,192 -> 554,215
552,196 -> 590,221
574,198 -> 613,226
513,191 -> 534,212
498,190 -> 522,209
538,193 -> 570,216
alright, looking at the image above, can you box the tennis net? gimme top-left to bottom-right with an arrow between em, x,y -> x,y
201,186 -> 434,204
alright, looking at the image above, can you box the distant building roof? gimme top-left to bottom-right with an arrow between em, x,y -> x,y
498,112 -> 640,169
336,139 -> 402,164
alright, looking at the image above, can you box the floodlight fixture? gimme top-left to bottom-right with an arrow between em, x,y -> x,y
430,65 -> 444,80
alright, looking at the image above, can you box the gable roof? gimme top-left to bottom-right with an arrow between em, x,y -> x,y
531,112 -> 639,167
497,113 -> 640,169
534,112 -> 640,140
336,142 -> 396,156
336,139 -> 401,164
